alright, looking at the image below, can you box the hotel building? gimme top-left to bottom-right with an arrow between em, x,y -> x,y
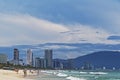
45,49 -> 53,69
26,49 -> 33,66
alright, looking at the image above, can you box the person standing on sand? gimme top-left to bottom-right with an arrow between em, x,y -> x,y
23,69 -> 27,77
37,69 -> 39,75
15,69 -> 19,74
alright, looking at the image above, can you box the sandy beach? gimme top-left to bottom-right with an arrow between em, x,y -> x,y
0,69 -> 68,80
0,69 -> 37,80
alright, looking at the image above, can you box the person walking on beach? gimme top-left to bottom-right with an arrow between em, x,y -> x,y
23,69 -> 27,77
15,69 -> 19,74
37,69 -> 39,75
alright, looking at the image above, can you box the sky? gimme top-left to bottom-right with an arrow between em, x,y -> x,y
0,0 -> 120,46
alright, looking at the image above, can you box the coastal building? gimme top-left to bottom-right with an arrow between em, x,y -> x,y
103,66 -> 106,70
53,60 -> 63,69
113,67 -> 115,70
82,62 -> 93,70
67,59 -> 73,69
0,54 -> 7,63
35,57 -> 40,68
39,58 -> 46,69
26,49 -> 33,66
19,59 -> 24,66
45,49 -> 53,69
35,57 -> 46,69
14,48 -> 19,60
53,60 -> 60,69
13,48 -> 19,65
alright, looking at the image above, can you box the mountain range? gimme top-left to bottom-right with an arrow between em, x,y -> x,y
71,51 -> 120,69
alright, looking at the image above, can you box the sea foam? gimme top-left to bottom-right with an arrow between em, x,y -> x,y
57,73 -> 68,77
89,72 -> 107,75
66,76 -> 86,80
79,71 -> 88,74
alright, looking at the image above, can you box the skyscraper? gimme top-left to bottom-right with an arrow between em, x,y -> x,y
45,49 -> 53,69
26,49 -> 33,66
14,48 -> 19,60
13,48 -> 19,65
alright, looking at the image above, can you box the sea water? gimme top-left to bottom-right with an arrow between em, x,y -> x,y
36,70 -> 120,80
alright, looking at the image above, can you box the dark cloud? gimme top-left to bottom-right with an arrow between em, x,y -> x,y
107,36 -> 120,40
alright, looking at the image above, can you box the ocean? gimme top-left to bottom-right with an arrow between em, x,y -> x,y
36,70 -> 120,80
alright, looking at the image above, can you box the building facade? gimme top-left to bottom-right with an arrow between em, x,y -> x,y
45,49 -> 53,69
39,58 -> 46,69
35,57 -> 40,68
14,48 -> 19,60
35,57 -> 46,69
13,48 -> 19,65
53,60 -> 64,69
26,49 -> 33,66
0,54 -> 7,63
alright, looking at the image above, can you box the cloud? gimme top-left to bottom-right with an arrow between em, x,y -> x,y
41,45 -> 77,50
107,35 -> 120,40
61,24 -> 112,44
0,13 -> 69,46
0,13 -> 119,46
0,0 -> 120,35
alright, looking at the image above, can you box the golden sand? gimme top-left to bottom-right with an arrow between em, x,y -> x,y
0,69 -> 37,80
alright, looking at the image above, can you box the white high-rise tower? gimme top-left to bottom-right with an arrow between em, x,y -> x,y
26,49 -> 33,66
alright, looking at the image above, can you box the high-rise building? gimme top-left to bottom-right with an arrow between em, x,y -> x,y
39,58 -> 46,69
13,48 -> 19,65
35,57 -> 46,69
19,59 -> 24,66
35,57 -> 40,68
26,49 -> 33,66
53,60 -> 63,69
45,49 -> 53,69
0,54 -> 7,63
14,48 -> 19,60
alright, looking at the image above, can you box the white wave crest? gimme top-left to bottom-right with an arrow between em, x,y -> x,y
57,73 -> 68,77
66,76 -> 86,80
79,72 -> 88,74
89,72 -> 107,75
40,70 -> 53,74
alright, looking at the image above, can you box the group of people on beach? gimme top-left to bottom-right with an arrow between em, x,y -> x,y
14,68 -> 27,77
15,68 -> 40,77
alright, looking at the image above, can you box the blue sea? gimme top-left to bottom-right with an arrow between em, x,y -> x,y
36,70 -> 120,80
